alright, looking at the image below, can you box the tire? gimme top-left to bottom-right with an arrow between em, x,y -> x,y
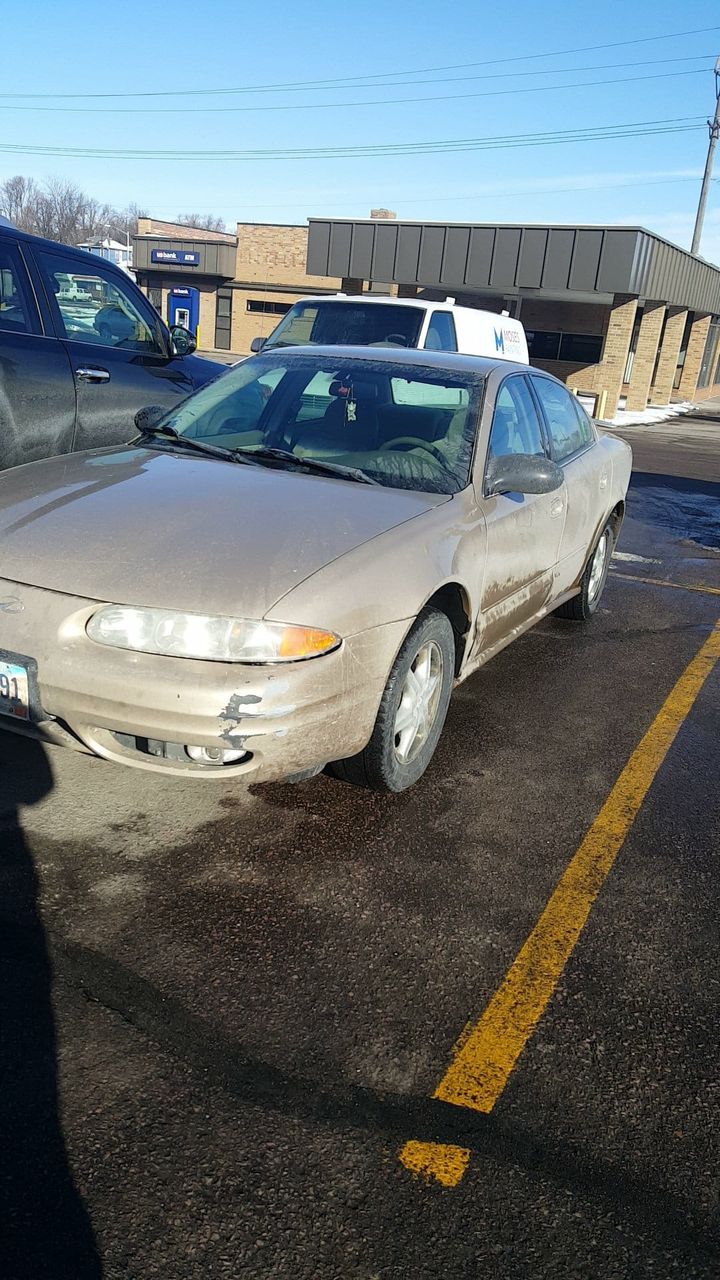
555,520 -> 614,621
328,608 -> 455,792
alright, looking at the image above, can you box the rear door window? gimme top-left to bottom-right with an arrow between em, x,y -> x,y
424,311 -> 458,352
0,244 -> 39,334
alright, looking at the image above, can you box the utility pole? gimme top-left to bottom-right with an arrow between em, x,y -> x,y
691,55 -> 720,256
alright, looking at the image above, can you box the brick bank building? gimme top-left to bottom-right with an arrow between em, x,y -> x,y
134,213 -> 720,417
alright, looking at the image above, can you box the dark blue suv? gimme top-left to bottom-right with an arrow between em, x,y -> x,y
0,220 -> 224,470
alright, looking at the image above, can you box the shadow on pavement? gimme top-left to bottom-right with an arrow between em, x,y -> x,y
628,471 -> 720,550
0,731 -> 102,1279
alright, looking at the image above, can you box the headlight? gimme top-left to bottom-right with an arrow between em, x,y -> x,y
86,606 -> 340,663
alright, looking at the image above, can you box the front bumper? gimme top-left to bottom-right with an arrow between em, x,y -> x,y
0,578 -> 408,779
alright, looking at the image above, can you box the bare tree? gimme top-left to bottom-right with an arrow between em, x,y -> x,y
105,202 -> 149,244
0,175 -> 42,232
0,174 -> 149,246
175,212 -> 227,233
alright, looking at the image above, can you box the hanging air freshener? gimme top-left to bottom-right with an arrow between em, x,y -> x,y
346,398 -> 357,422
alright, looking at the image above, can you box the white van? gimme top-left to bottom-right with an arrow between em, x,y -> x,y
251,294 -> 529,364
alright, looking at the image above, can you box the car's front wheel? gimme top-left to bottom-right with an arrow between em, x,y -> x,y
555,520 -> 614,621
329,608 -> 455,792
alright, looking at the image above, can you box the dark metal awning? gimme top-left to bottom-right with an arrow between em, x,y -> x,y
307,219 -> 720,314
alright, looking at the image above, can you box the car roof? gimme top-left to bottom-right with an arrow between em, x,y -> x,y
0,220 -> 131,278
255,343 -> 532,379
282,293 -> 519,317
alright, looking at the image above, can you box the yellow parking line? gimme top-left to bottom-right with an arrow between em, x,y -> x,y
610,571 -> 720,597
400,619 -> 720,1187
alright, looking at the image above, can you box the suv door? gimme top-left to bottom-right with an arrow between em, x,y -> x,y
0,238 -> 76,470
474,373 -> 566,655
34,248 -> 198,452
529,374 -> 605,594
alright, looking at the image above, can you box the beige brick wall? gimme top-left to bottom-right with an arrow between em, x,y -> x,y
230,287 -> 302,356
625,302 -> 666,411
650,307 -> 687,405
593,294 -> 638,417
234,223 -> 340,290
677,313 -> 711,399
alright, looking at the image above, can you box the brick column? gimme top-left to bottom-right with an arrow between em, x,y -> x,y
650,307 -> 687,405
397,283 -> 419,298
677,313 -> 711,400
595,294 -> 637,418
625,302 -> 666,411
340,276 -> 364,294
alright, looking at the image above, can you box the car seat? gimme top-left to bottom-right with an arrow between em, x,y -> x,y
294,378 -> 383,456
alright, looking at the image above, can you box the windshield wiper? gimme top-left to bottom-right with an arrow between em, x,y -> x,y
135,424 -> 260,466
235,446 -> 379,486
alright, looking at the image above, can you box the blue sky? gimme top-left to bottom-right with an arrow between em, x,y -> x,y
2,0 -> 719,261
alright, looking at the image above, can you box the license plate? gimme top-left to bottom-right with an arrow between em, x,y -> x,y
0,659 -> 30,720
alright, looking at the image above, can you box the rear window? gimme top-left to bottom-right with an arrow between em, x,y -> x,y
263,301 -> 424,351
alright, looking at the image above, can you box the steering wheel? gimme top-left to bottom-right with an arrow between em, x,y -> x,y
379,436 -> 448,466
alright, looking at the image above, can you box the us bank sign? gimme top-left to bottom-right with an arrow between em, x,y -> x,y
150,249 -> 200,266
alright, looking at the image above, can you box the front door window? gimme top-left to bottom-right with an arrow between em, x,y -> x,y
38,250 -> 165,354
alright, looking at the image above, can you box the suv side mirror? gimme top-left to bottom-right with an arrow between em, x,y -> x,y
486,453 -> 564,496
250,336 -> 265,353
170,325 -> 197,356
134,405 -> 166,434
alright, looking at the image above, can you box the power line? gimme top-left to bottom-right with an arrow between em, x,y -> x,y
0,118 -> 704,162
151,174 -> 705,216
0,25 -> 717,100
0,66 -> 711,116
0,55 -> 714,112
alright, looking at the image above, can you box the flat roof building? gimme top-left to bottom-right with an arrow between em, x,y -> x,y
307,218 -> 720,416
133,215 -> 720,415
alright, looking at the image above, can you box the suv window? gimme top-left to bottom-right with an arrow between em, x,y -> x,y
424,311 -> 458,352
38,250 -> 164,353
488,377 -> 546,460
530,376 -> 592,461
0,244 -> 38,334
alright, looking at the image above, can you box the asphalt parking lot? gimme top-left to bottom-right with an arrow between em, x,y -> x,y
1,406 -> 719,1279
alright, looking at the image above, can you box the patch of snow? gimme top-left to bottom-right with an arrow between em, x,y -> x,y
612,551 -> 660,564
598,401 -> 695,428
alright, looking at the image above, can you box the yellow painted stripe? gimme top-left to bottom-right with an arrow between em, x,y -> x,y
426,619 -> 720,1118
610,571 -> 720,598
401,620 -> 720,1183
399,1141 -> 470,1188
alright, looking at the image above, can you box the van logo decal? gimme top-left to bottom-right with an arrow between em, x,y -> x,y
494,328 -> 505,353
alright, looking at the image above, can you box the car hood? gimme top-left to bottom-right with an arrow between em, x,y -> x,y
0,446 -> 446,617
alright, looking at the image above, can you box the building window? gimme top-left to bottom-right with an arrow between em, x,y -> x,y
246,299 -> 292,316
526,330 -> 603,365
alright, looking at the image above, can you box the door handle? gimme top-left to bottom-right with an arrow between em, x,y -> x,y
75,367 -> 110,383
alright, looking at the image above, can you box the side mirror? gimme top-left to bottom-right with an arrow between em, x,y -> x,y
486,453 -> 564,496
250,336 -> 265,353
134,405 -> 166,433
170,325 -> 197,356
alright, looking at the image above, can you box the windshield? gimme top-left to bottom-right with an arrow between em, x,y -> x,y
156,353 -> 484,495
263,301 -> 425,351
